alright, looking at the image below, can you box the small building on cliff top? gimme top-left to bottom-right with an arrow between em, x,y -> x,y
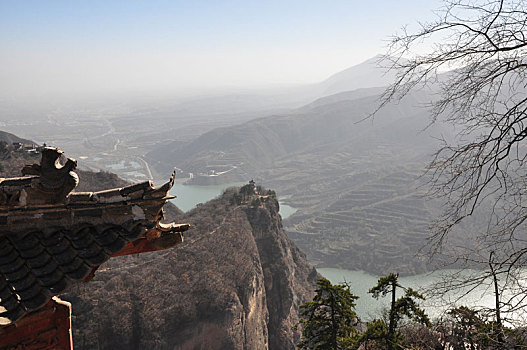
0,147 -> 189,349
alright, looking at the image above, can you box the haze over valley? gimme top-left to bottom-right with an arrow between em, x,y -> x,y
6,1 -> 527,348
1,56 -> 460,275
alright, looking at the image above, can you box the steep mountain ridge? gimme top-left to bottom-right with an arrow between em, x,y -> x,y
62,187 -> 317,349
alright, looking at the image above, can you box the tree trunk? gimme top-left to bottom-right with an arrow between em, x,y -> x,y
489,252 -> 504,348
388,277 -> 397,350
330,291 -> 338,350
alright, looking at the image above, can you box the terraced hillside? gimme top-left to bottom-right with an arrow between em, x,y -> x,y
285,168 -> 437,275
147,85 -> 461,274
260,124 -> 445,275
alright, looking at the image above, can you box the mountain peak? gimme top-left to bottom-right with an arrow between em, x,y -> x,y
319,54 -> 401,96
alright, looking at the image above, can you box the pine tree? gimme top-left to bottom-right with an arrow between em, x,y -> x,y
365,273 -> 430,350
296,278 -> 359,350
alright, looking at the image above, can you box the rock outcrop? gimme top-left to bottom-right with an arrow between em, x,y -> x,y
244,199 -> 317,349
62,187 -> 317,349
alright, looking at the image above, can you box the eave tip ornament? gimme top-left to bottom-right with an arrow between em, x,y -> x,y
0,147 -> 189,349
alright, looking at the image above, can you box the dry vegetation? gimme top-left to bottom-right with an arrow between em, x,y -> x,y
60,185 -> 317,349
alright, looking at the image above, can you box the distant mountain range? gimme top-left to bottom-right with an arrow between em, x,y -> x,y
127,55 -> 406,148
317,55 -> 403,96
145,55 -> 465,275
148,87 -> 438,180
147,56 -> 424,177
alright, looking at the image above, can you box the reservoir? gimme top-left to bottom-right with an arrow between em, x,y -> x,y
169,182 -> 298,218
279,203 -> 297,219
318,268 -> 527,322
170,182 -> 244,212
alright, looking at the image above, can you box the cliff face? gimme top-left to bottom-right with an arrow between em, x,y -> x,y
244,200 -> 317,349
62,188 -> 317,349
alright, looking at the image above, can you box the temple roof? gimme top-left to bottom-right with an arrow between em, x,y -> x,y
0,147 -> 188,326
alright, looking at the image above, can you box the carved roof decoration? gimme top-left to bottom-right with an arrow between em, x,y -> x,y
0,147 -> 189,326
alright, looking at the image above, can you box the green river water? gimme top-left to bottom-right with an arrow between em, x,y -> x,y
168,183 -> 525,322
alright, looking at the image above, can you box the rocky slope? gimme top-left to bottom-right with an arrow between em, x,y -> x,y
62,187 -> 318,350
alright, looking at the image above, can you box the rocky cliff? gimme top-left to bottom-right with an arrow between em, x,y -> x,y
62,187 -> 318,349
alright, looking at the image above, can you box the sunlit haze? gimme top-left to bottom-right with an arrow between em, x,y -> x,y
1,0 -> 440,99
2,1 -> 526,344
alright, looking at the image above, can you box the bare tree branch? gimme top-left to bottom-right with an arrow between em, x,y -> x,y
380,0 -> 527,333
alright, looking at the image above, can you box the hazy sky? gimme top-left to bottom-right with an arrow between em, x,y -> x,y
1,0 -> 441,99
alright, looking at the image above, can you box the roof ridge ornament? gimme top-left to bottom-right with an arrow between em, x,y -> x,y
20,147 -> 79,203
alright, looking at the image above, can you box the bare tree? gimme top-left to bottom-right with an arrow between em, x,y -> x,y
381,0 -> 527,274
378,0 -> 527,330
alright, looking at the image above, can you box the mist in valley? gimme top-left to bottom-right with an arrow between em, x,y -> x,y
3,1 -> 527,348
0,0 -> 490,292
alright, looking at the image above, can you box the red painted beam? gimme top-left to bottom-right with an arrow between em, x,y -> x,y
0,297 -> 72,350
111,224 -> 187,257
